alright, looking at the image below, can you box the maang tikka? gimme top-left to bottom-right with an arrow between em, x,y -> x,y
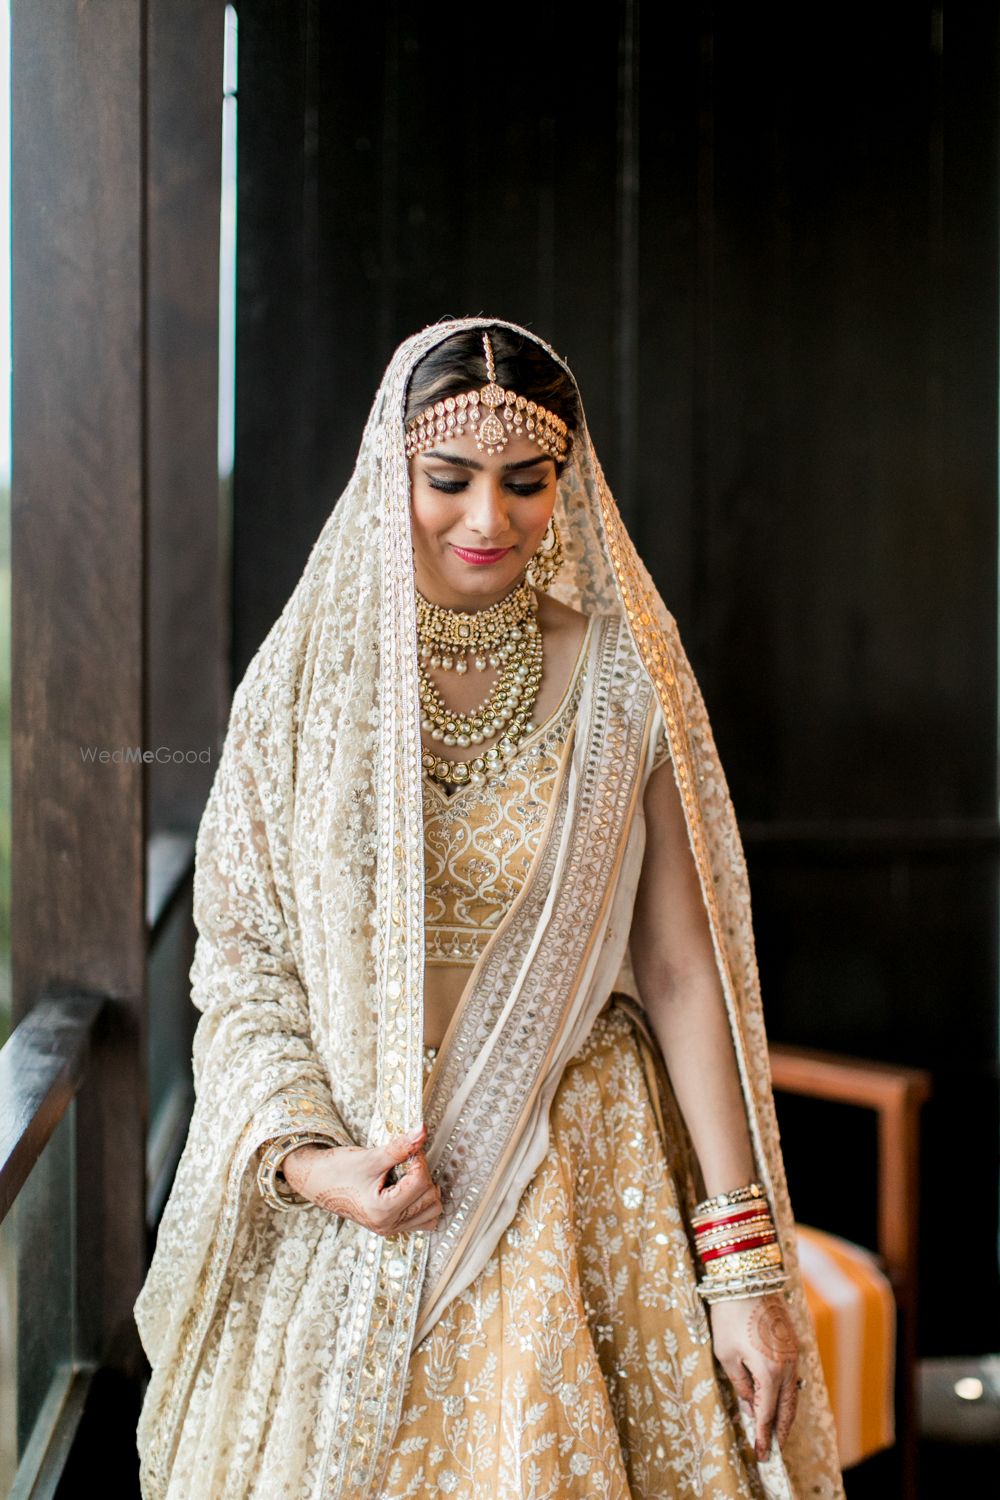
404,331 -> 573,464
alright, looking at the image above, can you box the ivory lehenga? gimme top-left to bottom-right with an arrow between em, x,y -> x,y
133,318 -> 846,1500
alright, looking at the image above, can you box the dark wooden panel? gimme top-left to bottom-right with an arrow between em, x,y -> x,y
633,1 -> 701,614
10,0 -> 227,1415
11,0 -> 147,1012
235,0 -> 635,669
688,5 -> 998,828
232,0 -> 318,677
11,0 -> 149,1391
147,0 -> 228,830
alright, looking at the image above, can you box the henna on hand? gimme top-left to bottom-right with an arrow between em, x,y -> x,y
709,1293 -> 801,1458
746,1297 -> 798,1363
284,1136 -> 444,1235
313,1180 -> 381,1225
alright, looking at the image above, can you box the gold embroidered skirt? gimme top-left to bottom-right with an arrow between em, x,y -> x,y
379,996 -> 768,1500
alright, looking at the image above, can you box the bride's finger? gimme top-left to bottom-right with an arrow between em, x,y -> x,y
398,1186 -> 441,1223
381,1153 -> 431,1205
404,1205 -> 443,1231
774,1365 -> 799,1446
751,1366 -> 782,1462
724,1359 -> 756,1408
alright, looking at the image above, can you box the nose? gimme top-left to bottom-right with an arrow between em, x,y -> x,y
464,476 -> 511,543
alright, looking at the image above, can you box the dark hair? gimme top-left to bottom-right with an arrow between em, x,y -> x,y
404,325 -> 580,467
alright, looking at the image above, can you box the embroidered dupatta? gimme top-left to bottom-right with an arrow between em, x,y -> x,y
133,317 -> 845,1500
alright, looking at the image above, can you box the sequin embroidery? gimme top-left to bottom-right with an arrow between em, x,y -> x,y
422,618 -> 595,966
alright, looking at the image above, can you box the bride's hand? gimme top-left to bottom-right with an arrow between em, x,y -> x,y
282,1121 -> 443,1235
709,1292 -> 801,1462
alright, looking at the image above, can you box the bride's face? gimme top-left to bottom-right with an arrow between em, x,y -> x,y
408,431 -> 557,609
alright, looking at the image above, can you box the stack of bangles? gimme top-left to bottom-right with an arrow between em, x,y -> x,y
690,1181 -> 789,1304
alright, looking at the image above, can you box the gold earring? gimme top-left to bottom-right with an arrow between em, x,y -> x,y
525,516 -> 563,592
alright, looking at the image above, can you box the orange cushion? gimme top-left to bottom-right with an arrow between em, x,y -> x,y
795,1222 -> 896,1467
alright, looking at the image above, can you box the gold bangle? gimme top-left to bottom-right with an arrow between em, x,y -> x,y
693,1182 -> 768,1217
256,1131 -> 347,1213
691,1201 -> 773,1231
703,1246 -> 785,1278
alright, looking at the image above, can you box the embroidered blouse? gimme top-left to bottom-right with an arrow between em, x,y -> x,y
422,614 -> 672,968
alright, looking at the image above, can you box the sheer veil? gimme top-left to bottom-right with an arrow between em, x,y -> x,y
134,317 -> 844,1500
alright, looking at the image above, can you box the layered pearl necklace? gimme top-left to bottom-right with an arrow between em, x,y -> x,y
417,580 -> 544,789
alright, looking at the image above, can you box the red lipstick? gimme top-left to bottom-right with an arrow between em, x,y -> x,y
451,544 -> 513,566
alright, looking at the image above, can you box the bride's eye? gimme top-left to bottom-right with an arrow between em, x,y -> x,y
507,481 -> 548,496
427,478 -> 468,494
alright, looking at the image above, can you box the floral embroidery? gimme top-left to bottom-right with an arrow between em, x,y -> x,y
381,1004 -> 767,1500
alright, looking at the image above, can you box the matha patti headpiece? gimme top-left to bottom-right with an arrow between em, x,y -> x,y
404,331 -> 573,463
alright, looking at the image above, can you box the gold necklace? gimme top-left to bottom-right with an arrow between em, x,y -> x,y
416,581 -> 544,788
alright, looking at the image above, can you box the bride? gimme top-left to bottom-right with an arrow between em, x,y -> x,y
134,318 -> 845,1499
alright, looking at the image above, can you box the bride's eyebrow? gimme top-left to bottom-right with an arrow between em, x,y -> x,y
422,449 -> 553,473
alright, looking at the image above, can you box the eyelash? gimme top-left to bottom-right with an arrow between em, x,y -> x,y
427,478 -> 548,497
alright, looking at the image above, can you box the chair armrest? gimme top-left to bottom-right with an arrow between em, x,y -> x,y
768,1042 -> 931,1308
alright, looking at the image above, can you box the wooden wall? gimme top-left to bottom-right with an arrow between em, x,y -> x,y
10,0 -> 225,1483
233,0 -> 1000,1351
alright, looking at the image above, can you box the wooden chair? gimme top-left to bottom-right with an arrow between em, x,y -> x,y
768,1043 -> 932,1500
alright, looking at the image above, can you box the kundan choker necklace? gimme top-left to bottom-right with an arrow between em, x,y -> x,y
416,579 -> 544,788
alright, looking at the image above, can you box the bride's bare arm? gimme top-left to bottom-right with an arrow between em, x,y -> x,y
628,756 -> 756,1197
629,755 -> 800,1461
